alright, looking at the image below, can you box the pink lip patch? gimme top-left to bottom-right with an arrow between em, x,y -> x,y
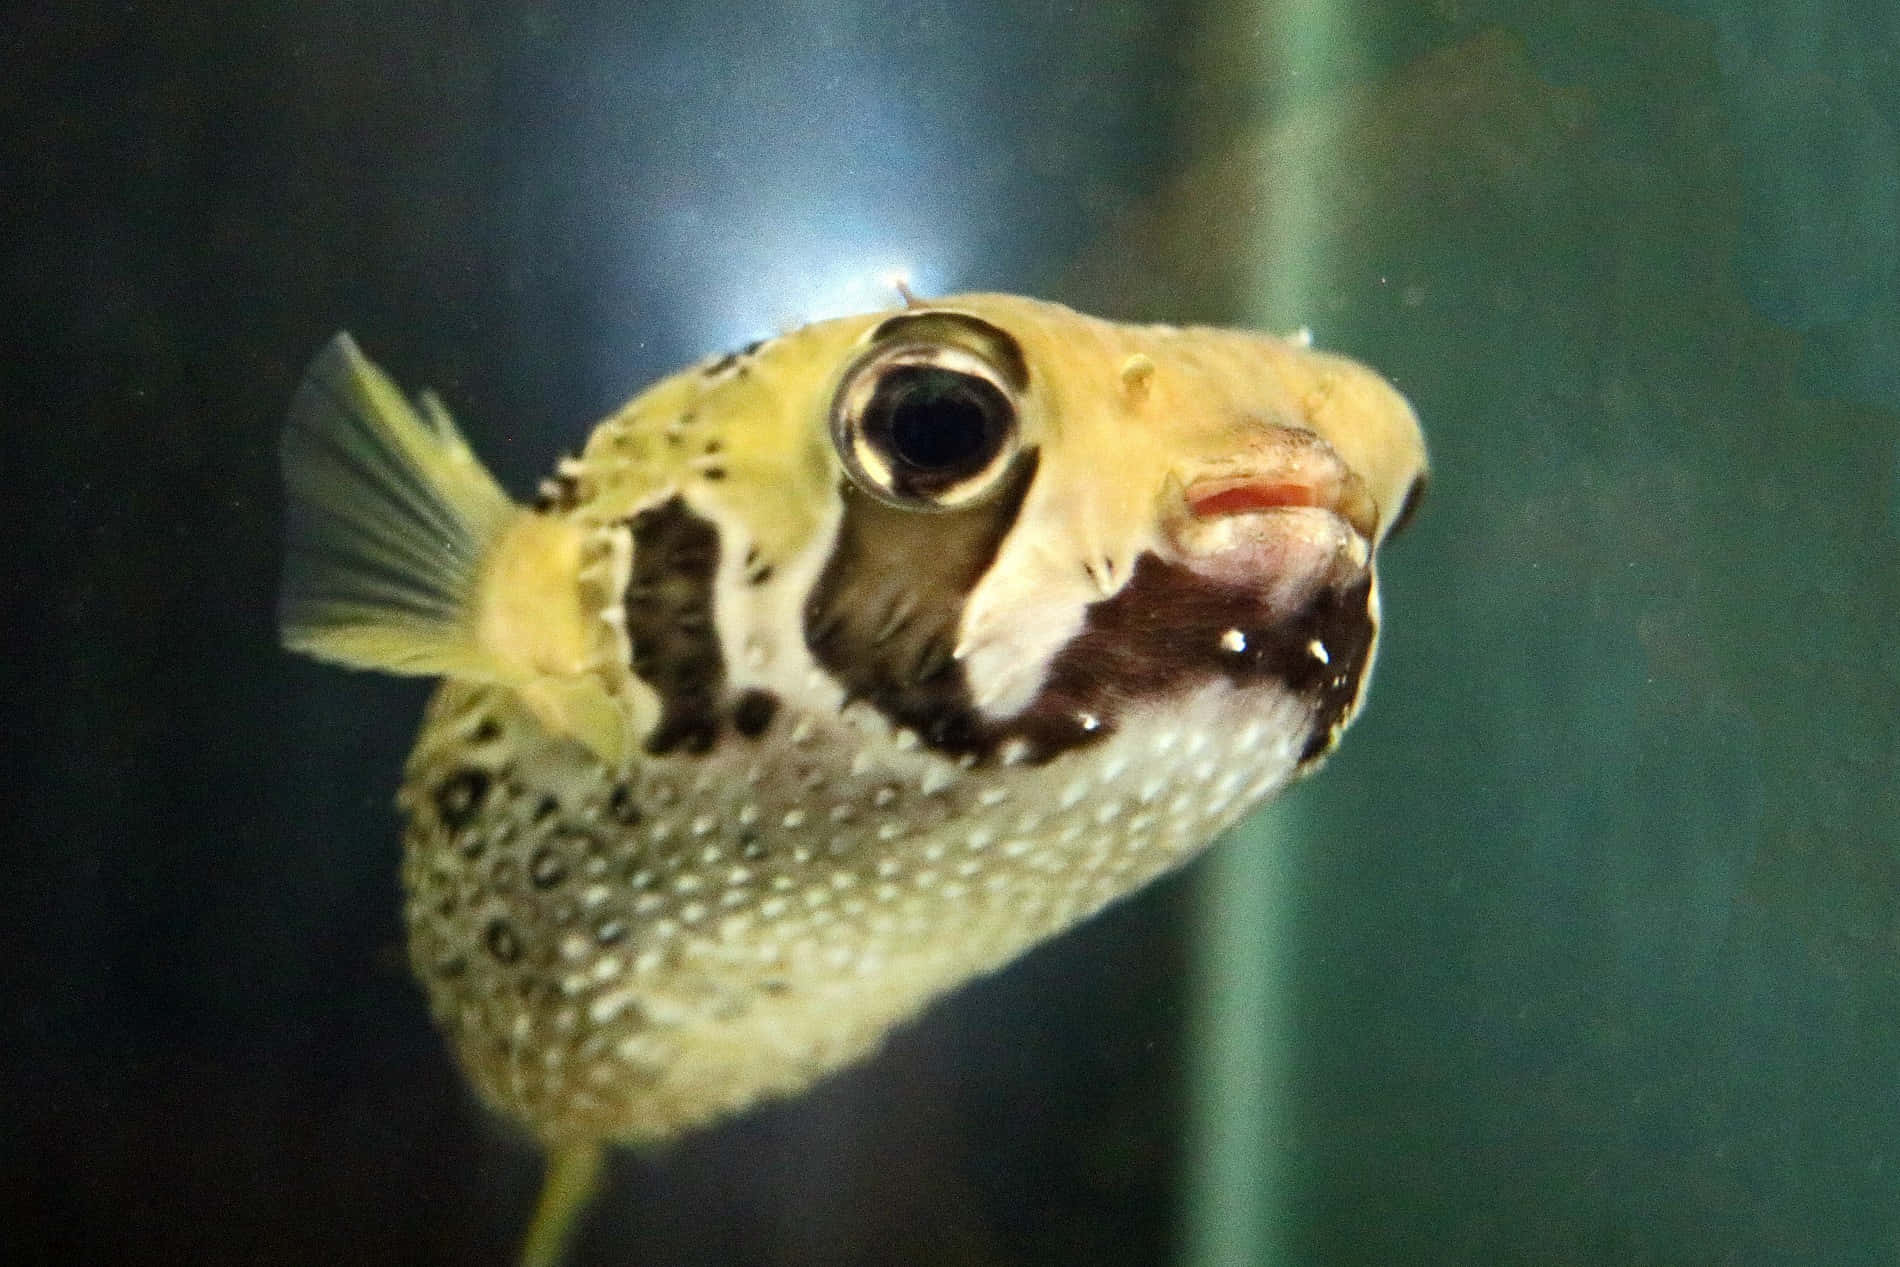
1186,481 -> 1326,518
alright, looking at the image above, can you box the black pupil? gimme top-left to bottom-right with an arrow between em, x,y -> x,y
869,366 -> 1006,476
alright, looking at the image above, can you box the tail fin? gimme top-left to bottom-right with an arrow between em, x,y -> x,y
519,1141 -> 608,1267
278,334 -> 517,678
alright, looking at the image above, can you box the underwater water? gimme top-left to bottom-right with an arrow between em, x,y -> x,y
8,1 -> 1897,1265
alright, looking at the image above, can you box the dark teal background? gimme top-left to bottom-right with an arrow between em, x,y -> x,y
7,2 -> 1896,1264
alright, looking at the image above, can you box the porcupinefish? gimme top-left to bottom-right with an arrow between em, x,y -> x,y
279,293 -> 1427,1264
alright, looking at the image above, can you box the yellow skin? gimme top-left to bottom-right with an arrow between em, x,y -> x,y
279,293 -> 1427,1266
477,295 -> 1426,762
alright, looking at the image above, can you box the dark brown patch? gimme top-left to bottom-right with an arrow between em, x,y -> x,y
731,689 -> 780,738
625,497 -> 725,756
803,453 -> 1039,758
1023,563 -> 1376,765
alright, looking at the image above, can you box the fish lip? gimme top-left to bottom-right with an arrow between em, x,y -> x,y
1176,432 -> 1379,543
1163,431 -> 1376,596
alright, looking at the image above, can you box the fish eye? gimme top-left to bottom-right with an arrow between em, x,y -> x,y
831,340 -> 1022,510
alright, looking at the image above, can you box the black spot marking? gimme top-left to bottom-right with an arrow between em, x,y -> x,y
804,454 -> 1037,761
608,783 -> 643,825
532,796 -> 559,823
433,769 -> 490,833
594,918 -> 627,947
528,847 -> 568,890
703,338 -> 767,377
625,497 -> 726,756
747,563 -> 774,586
731,689 -> 780,738
470,717 -> 501,744
484,919 -> 523,965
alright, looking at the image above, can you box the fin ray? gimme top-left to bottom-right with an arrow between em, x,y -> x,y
279,334 -> 517,677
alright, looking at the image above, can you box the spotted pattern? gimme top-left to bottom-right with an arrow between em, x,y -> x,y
398,673 -> 1312,1143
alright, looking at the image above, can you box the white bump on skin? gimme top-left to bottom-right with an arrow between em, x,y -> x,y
1220,628 -> 1247,653
1308,639 -> 1330,664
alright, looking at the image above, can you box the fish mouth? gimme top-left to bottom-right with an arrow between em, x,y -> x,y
1165,430 -> 1375,599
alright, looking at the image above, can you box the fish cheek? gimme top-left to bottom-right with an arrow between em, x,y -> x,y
802,452 -> 1039,758
1020,558 -> 1377,762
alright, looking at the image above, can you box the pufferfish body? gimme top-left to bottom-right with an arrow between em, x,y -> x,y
280,294 -> 1425,1258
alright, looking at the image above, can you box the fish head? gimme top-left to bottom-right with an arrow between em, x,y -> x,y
574,293 -> 1426,773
